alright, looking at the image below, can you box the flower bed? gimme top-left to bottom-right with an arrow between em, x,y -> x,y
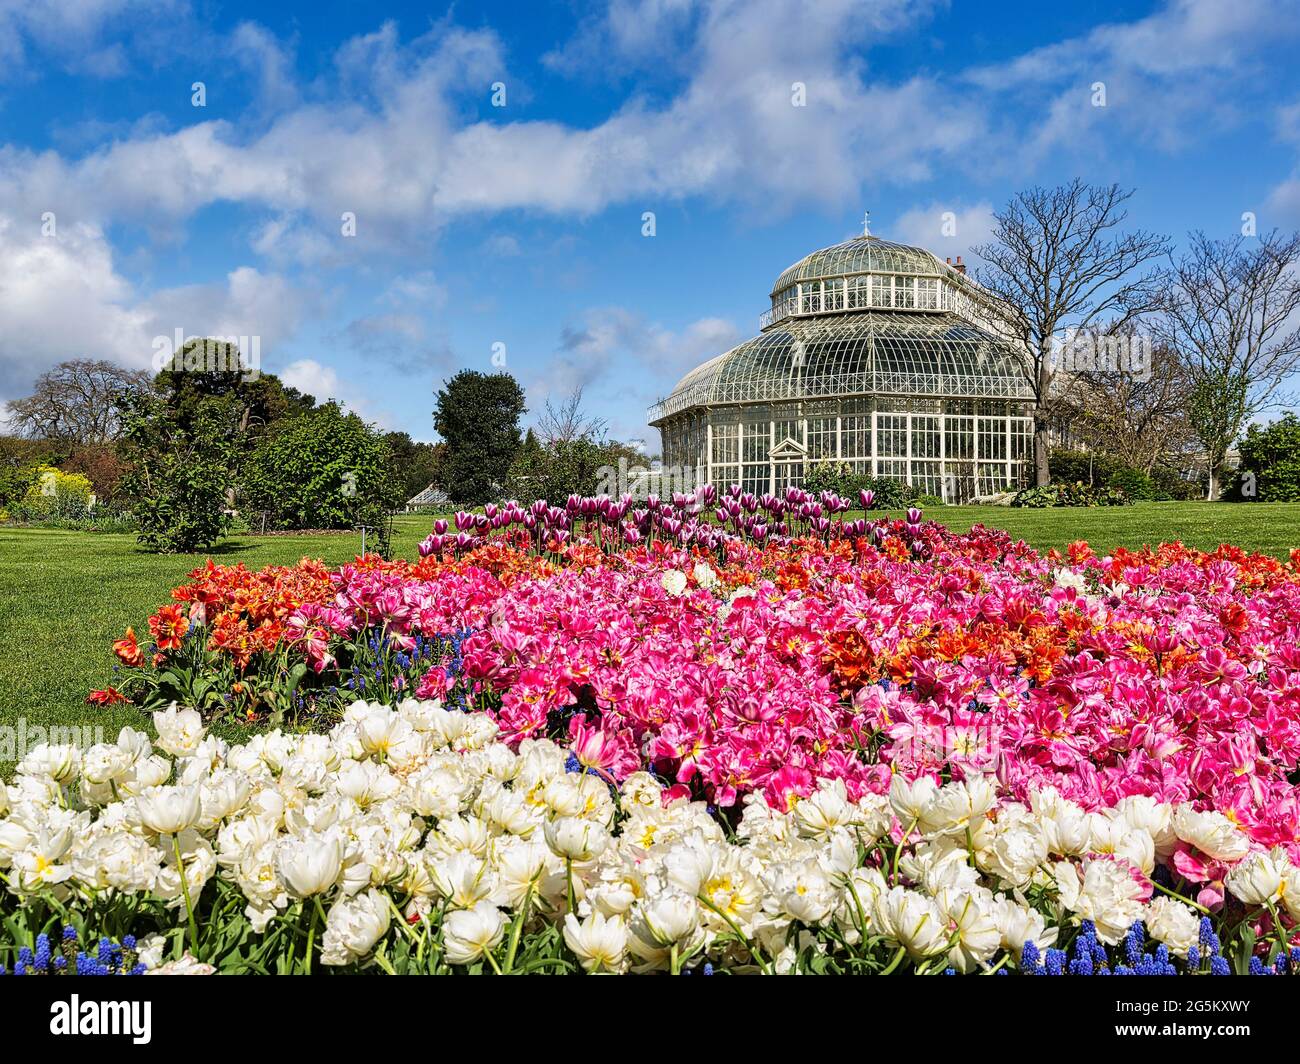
2,701 -> 1298,975
25,486 -> 1298,974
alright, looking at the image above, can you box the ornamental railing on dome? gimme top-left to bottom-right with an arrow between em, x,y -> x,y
647,372 -> 1029,423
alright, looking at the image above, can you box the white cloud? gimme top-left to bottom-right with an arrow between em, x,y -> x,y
0,216 -> 146,398
1,1 -> 1290,249
482,234 -> 522,258
965,0 -> 1291,162
381,272 -> 447,308
892,201 -> 996,263
0,2 -> 981,249
0,0 -> 191,78
0,212 -> 307,399
230,21 -> 299,114
278,358 -> 342,401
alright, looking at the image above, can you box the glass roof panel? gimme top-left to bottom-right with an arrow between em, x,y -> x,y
648,312 -> 1032,424
770,236 -> 948,295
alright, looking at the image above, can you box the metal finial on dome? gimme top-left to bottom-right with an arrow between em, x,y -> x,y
862,211 -> 871,237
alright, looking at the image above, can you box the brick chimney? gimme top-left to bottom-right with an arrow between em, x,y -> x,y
954,255 -> 967,275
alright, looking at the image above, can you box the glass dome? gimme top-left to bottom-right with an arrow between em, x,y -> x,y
770,235 -> 948,295
648,232 -> 1035,502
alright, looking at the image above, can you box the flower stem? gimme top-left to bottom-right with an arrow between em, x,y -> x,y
1151,878 -> 1211,915
304,899 -> 319,975
503,886 -> 534,974
891,818 -> 917,886
171,833 -> 201,958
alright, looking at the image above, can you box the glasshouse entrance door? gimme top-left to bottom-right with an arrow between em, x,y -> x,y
770,437 -> 807,494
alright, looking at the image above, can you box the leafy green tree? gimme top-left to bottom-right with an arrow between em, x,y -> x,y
505,435 -> 605,503
117,389 -> 239,552
1233,413 -> 1300,502
155,340 -> 314,446
243,403 -> 403,530
506,432 -> 655,504
383,431 -> 443,499
432,371 -> 526,504
0,459 -> 42,520
1187,372 -> 1249,500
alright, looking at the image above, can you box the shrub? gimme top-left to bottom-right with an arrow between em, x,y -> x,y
1012,482 -> 1131,508
1050,448 -> 1156,500
1048,449 -> 1104,485
0,461 -> 42,522
117,390 -> 238,553
11,464 -> 94,520
803,463 -> 922,509
242,403 -> 404,536
1149,463 -> 1203,501
1103,466 -> 1155,502
1231,413 -> 1300,502
62,443 -> 129,502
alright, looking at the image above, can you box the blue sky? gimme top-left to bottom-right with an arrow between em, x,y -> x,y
1,0 -> 1298,448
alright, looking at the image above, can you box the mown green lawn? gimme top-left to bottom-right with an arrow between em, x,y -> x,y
1,502 -> 1296,770
916,500 -> 1300,559
0,514 -> 437,767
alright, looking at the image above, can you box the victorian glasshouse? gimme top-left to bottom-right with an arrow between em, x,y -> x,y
649,234 -> 1036,502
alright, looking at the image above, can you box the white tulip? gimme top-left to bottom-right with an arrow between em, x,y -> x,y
986,822 -> 1049,886
628,892 -> 702,968
940,890 -> 1001,973
1088,815 -> 1155,875
17,744 -> 80,784
793,780 -> 855,839
1053,857 -> 1147,945
660,569 -> 688,596
1172,806 -> 1250,863
692,562 -> 719,590
119,756 -> 171,797
1115,795 -> 1178,857
82,744 -> 134,787
428,851 -> 496,908
321,889 -> 392,966
135,785 -> 202,835
1281,864 -> 1300,922
888,774 -> 938,824
1144,896 -> 1200,957
918,777 -> 997,837
277,832 -> 344,897
564,912 -> 629,973
1225,848 -> 1287,907
200,772 -> 251,827
153,704 -> 206,758
991,896 -> 1056,956
442,901 -> 507,965
873,887 -> 947,961
544,817 -> 609,862
1031,790 -> 1091,856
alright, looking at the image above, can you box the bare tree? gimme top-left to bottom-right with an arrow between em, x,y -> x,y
1155,230 -> 1300,500
536,386 -> 607,446
5,359 -> 151,444
1067,336 -> 1196,473
974,181 -> 1170,485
